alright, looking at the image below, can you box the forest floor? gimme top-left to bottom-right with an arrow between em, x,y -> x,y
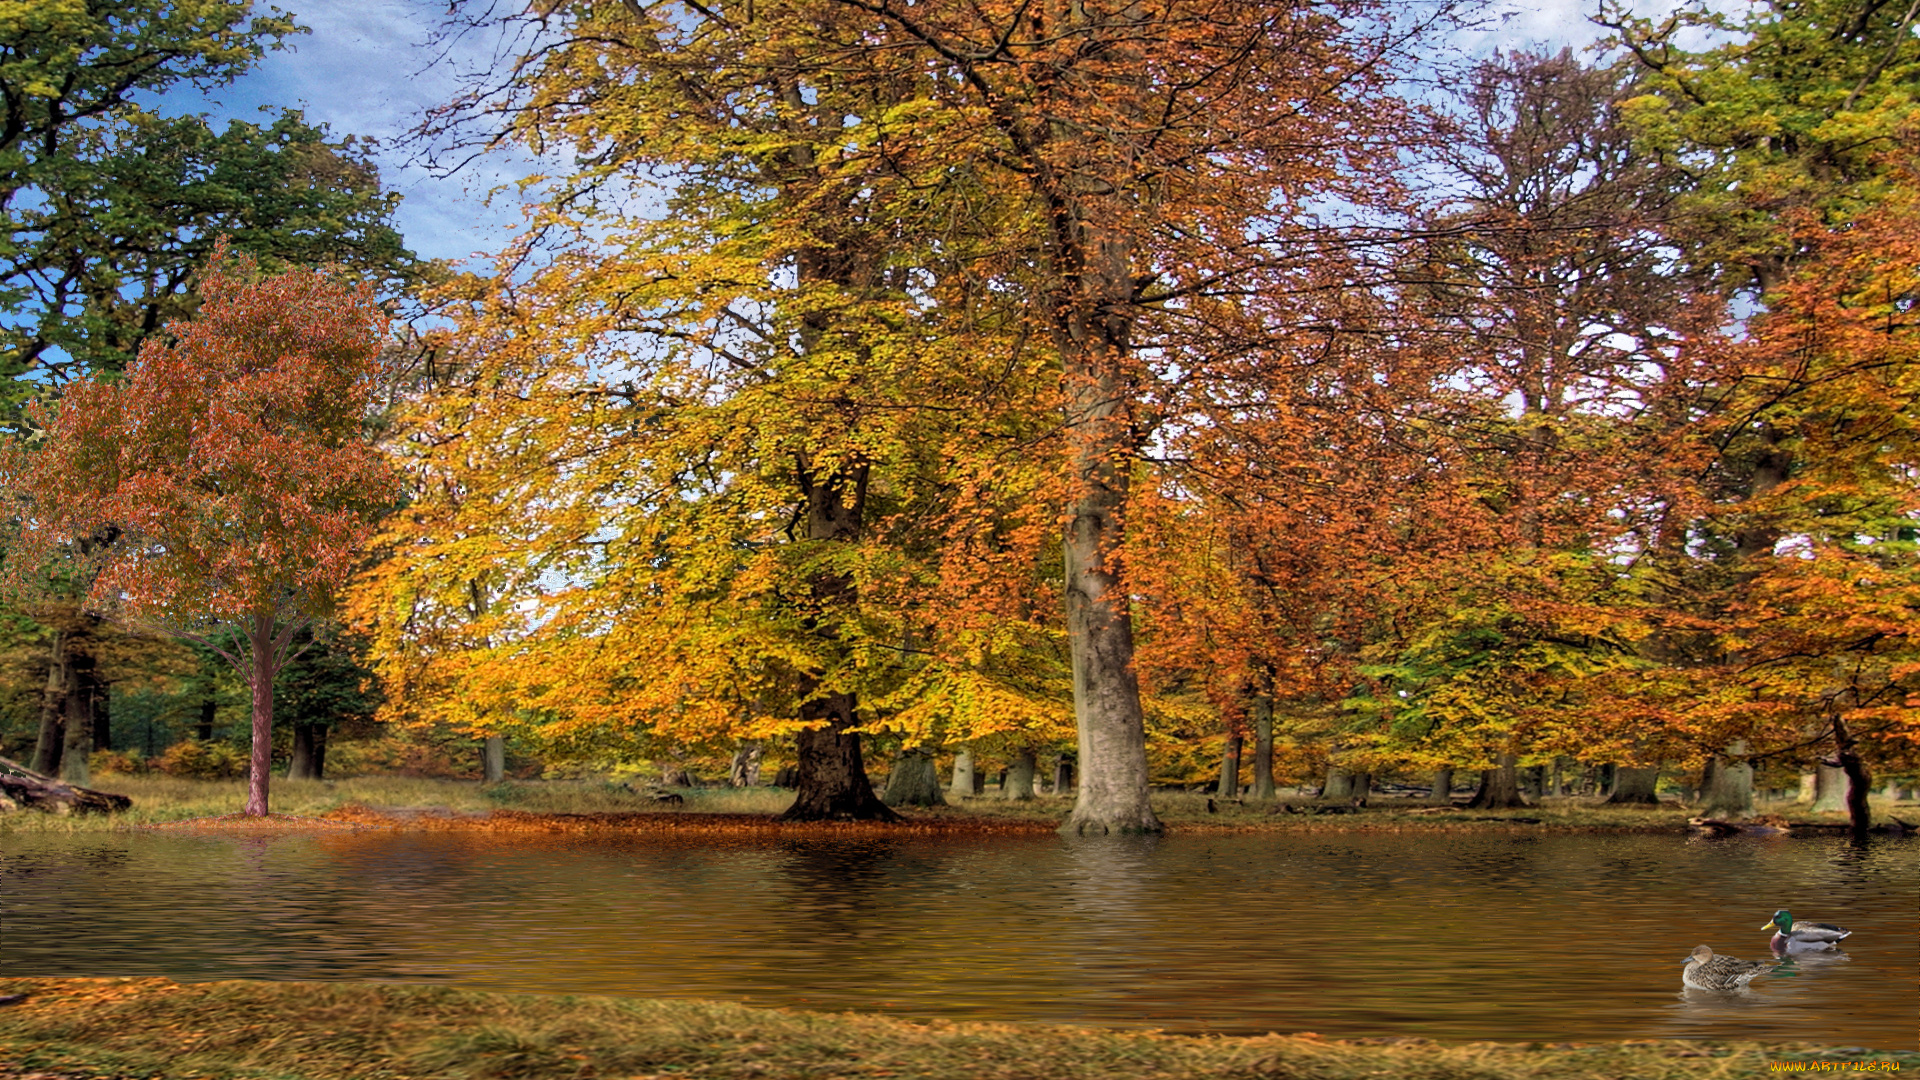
3,976 -> 1912,1080
3,773 -> 1914,835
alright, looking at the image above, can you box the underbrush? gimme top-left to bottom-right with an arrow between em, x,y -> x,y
4,977 -> 1907,1080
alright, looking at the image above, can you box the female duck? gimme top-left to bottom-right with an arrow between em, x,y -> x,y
1682,945 -> 1774,991
1761,909 -> 1851,954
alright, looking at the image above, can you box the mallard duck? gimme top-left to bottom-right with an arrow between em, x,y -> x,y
1761,909 -> 1851,954
1682,945 -> 1774,990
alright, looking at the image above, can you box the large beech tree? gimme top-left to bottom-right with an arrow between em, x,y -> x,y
0,245 -> 397,816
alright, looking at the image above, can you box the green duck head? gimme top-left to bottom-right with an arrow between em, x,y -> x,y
1761,909 -> 1793,932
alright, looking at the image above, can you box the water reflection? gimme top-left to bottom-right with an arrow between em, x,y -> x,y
2,830 -> 1913,1048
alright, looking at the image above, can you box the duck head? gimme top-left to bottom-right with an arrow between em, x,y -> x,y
1761,909 -> 1792,932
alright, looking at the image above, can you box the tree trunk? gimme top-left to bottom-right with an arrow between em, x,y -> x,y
483,735 -> 506,784
949,747 -> 976,798
31,628 -> 66,777
881,747 -> 946,807
1003,748 -> 1037,801
729,741 -> 763,787
1218,733 -> 1242,797
242,611 -> 283,817
1798,772 -> 1817,803
1051,753 -> 1075,796
1426,766 -> 1455,805
0,756 -> 131,815
92,680 -> 112,752
1467,753 -> 1527,809
1605,766 -> 1662,805
1808,762 -> 1848,812
288,722 -> 317,780
60,646 -> 96,787
1321,766 -> 1353,800
1549,756 -> 1565,797
1699,741 -> 1754,819
1831,716 -> 1872,835
196,696 -> 216,741
780,698 -> 899,822
1249,696 -> 1275,800
311,722 -> 328,780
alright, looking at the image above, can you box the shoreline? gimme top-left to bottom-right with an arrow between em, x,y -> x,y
1,977 -> 1911,1080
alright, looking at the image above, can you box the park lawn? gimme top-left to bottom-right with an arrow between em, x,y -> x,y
3,976 -> 1911,1080
9,772 -> 1902,835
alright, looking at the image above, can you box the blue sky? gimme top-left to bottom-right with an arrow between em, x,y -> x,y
159,0 -> 1611,268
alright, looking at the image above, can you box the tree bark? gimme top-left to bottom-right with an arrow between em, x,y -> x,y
288,723 -> 316,780
1218,733 -> 1242,797
60,645 -> 96,787
949,747 -> 976,798
1467,753 -> 1528,809
729,741 -> 763,787
882,747 -> 946,807
0,756 -> 131,815
311,722 -> 328,780
780,699 -> 899,821
1699,741 -> 1754,818
31,628 -> 66,777
1426,766 -> 1455,805
483,734 -> 506,783
1003,748 -> 1037,800
244,612 -> 278,816
1808,762 -> 1848,812
1249,696 -> 1275,800
1831,715 -> 1872,835
196,696 -> 216,741
1052,753 -> 1075,796
1605,766 -> 1662,805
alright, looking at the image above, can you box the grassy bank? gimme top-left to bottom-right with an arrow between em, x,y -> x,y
4,772 -> 1909,835
3,977 -> 1910,1080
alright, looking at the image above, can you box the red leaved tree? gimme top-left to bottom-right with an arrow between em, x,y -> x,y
0,242 -> 397,816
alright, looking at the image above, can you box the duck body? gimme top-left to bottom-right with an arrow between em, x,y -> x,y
1761,909 -> 1851,954
1683,945 -> 1774,991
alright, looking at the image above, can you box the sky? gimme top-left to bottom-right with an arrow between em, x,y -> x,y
160,0 -> 1617,269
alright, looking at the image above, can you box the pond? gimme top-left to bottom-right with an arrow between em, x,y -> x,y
2,829 -> 1914,1047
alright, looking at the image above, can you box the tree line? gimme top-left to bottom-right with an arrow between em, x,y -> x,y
1,0 -> 1914,830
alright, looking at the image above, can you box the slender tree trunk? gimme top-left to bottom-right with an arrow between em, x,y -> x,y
483,735 -> 506,783
60,646 -> 97,786
311,723 -> 328,780
882,747 -> 946,807
1549,757 -> 1564,797
92,680 -> 111,752
1003,748 -> 1037,801
1427,766 -> 1455,806
1808,762 -> 1848,812
1249,696 -> 1275,800
1218,733 -> 1242,797
196,696 -> 216,741
31,628 -> 66,777
1605,766 -> 1662,805
949,747 -> 976,798
243,612 -> 277,817
1467,753 -> 1527,809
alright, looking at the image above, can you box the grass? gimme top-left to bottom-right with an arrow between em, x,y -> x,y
5,771 -> 1912,835
3,976 -> 1911,1080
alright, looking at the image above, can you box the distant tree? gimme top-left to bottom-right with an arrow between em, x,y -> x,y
0,244 -> 399,816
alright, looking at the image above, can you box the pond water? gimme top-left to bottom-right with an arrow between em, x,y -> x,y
2,829 -> 1914,1047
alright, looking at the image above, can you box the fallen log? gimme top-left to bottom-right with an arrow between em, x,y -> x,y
0,755 -> 132,815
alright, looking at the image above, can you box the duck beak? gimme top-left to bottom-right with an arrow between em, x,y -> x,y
1758,919 -> 1777,929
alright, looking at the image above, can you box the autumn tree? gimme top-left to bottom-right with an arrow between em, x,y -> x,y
1,0 -> 425,788
0,244 -> 398,816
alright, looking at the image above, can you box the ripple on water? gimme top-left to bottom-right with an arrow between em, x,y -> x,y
1,829 -> 1913,1047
